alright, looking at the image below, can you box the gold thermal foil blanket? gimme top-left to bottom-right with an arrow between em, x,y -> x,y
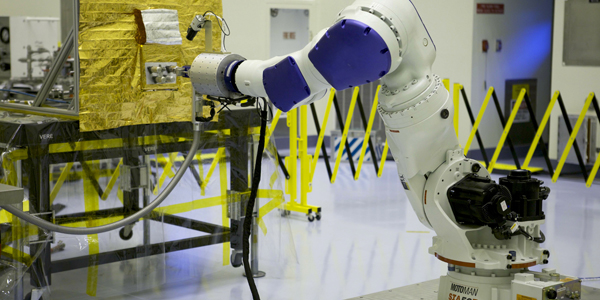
78,0 -> 222,132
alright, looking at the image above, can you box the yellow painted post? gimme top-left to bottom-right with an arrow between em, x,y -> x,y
355,86 -> 381,180
377,140 -> 389,178
465,87 -> 494,156
310,89 -> 335,181
287,108 -> 298,203
488,89 -> 526,173
453,83 -> 460,137
299,106 -> 311,205
553,93 -> 595,182
522,91 -> 560,169
331,87 -> 360,183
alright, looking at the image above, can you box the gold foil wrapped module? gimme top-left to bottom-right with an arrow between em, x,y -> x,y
78,0 -> 223,132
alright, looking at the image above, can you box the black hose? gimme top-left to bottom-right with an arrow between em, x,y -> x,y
516,227 -> 545,244
533,230 -> 545,243
243,100 -> 267,300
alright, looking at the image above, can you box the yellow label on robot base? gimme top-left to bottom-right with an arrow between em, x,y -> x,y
516,295 -> 536,300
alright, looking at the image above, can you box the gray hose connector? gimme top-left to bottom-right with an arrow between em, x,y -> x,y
2,131 -> 201,235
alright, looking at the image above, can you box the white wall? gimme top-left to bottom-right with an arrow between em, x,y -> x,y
549,0 -> 600,159
469,0 -> 554,151
269,9 -> 310,57
0,0 -> 61,18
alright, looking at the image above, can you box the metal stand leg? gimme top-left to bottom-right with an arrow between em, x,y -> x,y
245,199 -> 265,278
244,133 -> 265,278
13,158 -> 24,300
143,155 -> 151,246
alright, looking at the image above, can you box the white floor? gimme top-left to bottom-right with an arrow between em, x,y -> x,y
41,159 -> 600,300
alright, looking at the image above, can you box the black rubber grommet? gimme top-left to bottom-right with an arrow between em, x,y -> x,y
441,109 -> 450,119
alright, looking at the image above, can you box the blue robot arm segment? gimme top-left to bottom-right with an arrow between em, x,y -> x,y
308,19 -> 392,90
263,57 -> 312,112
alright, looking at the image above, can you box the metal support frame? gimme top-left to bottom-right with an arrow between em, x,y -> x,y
0,111 -> 260,293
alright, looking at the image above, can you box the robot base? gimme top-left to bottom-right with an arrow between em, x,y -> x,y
439,267 -> 582,300
347,273 -> 598,300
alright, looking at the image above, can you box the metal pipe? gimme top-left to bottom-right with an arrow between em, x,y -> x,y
33,28 -> 74,107
0,102 -> 79,119
73,0 -> 80,113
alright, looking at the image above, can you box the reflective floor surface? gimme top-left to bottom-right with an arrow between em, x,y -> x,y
47,159 -> 600,300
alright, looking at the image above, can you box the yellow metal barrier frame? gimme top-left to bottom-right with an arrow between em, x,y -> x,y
283,107 -> 320,216
331,87 -> 360,183
553,93 -> 595,183
310,89 -> 335,181
377,141 -> 389,178
452,83 -> 460,137
488,89 -> 527,173
355,86 -> 381,180
522,92 -> 560,169
464,87 -> 493,156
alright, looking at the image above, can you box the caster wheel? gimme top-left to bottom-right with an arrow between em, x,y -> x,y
119,227 -> 133,240
231,252 -> 243,268
316,213 -> 321,221
308,214 -> 315,222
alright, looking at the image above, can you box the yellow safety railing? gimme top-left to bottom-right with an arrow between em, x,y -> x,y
355,86 -> 381,180
331,87 -> 359,183
552,93 -> 595,183
464,87 -> 493,156
488,89 -> 527,173
522,92 -> 559,169
377,141 -> 389,178
310,90 -> 335,181
451,81 -> 460,136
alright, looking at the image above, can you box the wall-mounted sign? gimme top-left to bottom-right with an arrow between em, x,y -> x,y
477,4 -> 505,14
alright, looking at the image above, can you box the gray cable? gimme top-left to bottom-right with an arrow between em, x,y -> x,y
1,131 -> 201,235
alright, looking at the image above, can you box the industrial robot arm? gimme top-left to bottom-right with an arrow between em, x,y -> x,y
188,2 -> 557,298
